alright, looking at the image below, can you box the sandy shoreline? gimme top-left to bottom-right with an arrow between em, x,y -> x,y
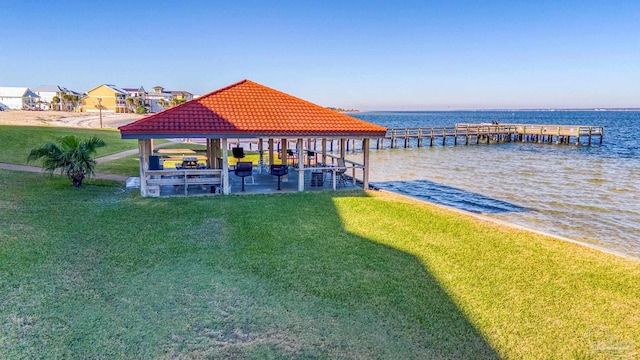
0,110 -> 143,129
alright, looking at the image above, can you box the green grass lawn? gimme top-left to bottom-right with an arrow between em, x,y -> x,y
0,125 -> 140,165
1,169 -> 638,359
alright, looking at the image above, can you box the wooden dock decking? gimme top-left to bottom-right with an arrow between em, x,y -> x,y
179,123 -> 604,154
376,123 -> 604,149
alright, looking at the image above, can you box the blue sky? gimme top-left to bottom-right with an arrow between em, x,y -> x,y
1,1 -> 638,110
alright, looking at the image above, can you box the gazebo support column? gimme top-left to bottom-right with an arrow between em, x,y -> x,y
362,138 -> 370,190
339,138 -> 346,159
138,139 -> 151,197
206,139 -> 213,168
297,138 -> 304,192
280,138 -> 288,182
321,138 -> 327,165
258,138 -> 264,174
221,138 -> 230,194
268,139 -> 274,168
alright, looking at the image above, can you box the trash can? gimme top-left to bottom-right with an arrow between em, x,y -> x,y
311,172 -> 324,187
149,155 -> 163,170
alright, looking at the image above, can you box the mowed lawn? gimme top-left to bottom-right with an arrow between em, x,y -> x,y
0,125 -> 139,165
1,169 -> 639,359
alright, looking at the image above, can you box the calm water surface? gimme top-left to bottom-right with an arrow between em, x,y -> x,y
351,111 -> 640,259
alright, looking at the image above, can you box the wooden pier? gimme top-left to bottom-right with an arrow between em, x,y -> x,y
187,123 -> 604,153
376,123 -> 604,149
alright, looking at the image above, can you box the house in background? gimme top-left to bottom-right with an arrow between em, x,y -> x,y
32,85 -> 81,111
170,90 -> 194,102
81,84 -> 128,113
146,86 -> 194,113
146,86 -> 172,113
0,87 -> 40,110
122,86 -> 148,112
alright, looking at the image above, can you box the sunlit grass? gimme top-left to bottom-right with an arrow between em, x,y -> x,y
335,191 -> 640,358
1,170 -> 638,358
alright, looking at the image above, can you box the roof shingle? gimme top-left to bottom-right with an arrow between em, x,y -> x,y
119,80 -> 386,139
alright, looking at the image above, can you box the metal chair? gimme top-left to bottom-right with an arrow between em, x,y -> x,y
234,161 -> 253,191
232,147 -> 245,160
270,164 -> 288,190
336,158 -> 348,186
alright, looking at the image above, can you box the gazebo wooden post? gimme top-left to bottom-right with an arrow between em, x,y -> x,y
206,139 -> 212,168
138,139 -> 151,197
297,138 -> 304,192
362,138 -> 370,190
221,138 -> 230,194
212,139 -> 221,168
280,138 -> 288,181
268,139 -> 274,167
321,138 -> 327,166
258,138 -> 264,174
339,138 -> 346,159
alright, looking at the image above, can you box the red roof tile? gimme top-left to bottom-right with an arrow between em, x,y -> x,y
119,80 -> 386,139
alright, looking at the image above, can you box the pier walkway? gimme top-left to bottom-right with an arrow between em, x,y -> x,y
174,123 -> 604,155
377,123 -> 604,149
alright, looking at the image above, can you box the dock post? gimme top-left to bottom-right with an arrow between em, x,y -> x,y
430,129 -> 434,146
600,127 -> 604,145
404,128 -> 409,148
465,125 -> 470,145
417,129 -> 422,147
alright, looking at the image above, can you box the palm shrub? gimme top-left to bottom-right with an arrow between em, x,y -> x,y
27,135 -> 106,187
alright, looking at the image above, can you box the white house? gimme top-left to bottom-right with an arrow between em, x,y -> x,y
0,87 -> 40,110
32,85 -> 80,110
146,86 -> 173,113
145,86 -> 194,113
122,86 -> 148,112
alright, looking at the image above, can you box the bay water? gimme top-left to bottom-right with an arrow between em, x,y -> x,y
350,111 -> 640,259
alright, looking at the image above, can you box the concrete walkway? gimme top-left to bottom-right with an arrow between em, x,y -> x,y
0,162 -> 129,182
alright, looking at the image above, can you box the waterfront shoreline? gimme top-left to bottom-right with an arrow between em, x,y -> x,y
374,188 -> 640,262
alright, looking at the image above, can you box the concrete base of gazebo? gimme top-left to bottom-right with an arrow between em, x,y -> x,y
136,165 -> 361,197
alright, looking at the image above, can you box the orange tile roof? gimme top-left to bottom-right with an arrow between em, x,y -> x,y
119,80 -> 387,139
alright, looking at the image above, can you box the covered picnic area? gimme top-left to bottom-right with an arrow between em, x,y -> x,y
119,80 -> 387,197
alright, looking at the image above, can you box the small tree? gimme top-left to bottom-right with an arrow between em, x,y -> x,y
27,135 -> 106,187
51,95 -> 61,111
135,105 -> 148,114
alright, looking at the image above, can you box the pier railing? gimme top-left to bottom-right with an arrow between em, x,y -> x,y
377,123 -> 603,148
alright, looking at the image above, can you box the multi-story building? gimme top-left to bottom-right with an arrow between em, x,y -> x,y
32,85 -> 81,111
146,86 -> 194,113
0,87 -> 40,110
82,84 -> 128,113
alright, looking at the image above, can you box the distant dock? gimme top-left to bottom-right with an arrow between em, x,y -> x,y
376,123 -> 604,149
195,123 -> 604,152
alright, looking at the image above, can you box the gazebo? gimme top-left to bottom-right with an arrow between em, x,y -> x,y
119,80 -> 387,197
